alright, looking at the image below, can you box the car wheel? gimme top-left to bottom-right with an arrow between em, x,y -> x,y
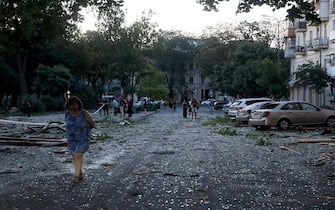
277,119 -> 290,130
326,117 -> 335,127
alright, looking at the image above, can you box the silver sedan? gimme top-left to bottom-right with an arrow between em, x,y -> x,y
249,101 -> 335,130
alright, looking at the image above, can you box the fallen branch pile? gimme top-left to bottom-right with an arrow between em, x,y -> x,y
0,119 -> 66,147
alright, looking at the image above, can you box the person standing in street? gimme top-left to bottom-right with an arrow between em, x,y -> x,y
182,99 -> 188,118
191,99 -> 198,119
143,98 -> 147,115
65,96 -> 95,185
102,98 -> 109,116
119,96 -> 126,119
112,98 -> 118,116
25,97 -> 32,117
127,97 -> 133,118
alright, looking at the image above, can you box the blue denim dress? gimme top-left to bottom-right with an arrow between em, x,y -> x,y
65,110 -> 90,155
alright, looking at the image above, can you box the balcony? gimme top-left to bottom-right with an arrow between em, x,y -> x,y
284,28 -> 295,38
284,38 -> 296,58
329,66 -> 335,78
284,48 -> 296,58
332,0 -> 335,14
294,21 -> 307,32
295,46 -> 306,56
330,31 -> 335,43
319,0 -> 330,21
306,37 -> 329,51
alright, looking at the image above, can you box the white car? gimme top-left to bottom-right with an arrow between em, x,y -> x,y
235,101 -> 272,123
201,99 -> 216,106
227,98 -> 272,119
222,102 -> 233,114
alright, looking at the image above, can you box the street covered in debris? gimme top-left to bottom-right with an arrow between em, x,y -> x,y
1,107 -> 335,209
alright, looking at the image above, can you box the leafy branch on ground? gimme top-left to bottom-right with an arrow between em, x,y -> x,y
218,127 -> 237,136
246,132 -> 272,146
202,116 -> 237,127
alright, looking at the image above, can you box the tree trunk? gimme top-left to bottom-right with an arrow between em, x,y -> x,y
16,50 -> 29,98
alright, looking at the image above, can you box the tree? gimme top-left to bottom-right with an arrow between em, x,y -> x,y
198,21 -> 275,80
153,32 -> 198,98
0,0 -> 123,99
0,45 -> 17,99
196,0 -> 320,23
255,58 -> 289,99
35,64 -> 73,97
295,61 -> 328,94
137,70 -> 169,100
209,40 -> 288,98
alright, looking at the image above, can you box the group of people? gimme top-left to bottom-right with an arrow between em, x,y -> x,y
97,96 -> 133,119
182,98 -> 199,119
168,98 -> 177,112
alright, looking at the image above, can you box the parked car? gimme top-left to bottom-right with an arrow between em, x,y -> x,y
222,101 -> 233,114
248,101 -> 335,130
235,101 -> 272,123
133,100 -> 142,111
214,101 -> 230,110
201,99 -> 216,106
227,98 -> 273,119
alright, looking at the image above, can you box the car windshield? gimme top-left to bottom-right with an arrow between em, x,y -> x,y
261,103 -> 279,109
231,101 -> 241,106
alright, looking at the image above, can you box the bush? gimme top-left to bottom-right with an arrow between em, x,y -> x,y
40,95 -> 65,112
71,84 -> 98,109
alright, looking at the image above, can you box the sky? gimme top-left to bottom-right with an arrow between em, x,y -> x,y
81,0 -> 288,35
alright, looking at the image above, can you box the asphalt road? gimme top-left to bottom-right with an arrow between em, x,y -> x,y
1,106 -> 335,209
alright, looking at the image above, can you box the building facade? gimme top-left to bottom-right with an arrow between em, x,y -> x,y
285,0 -> 335,107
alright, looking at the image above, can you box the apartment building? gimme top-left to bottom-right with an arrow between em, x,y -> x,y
285,0 -> 335,107
181,61 -> 212,103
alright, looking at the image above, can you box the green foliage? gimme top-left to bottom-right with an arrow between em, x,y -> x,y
36,64 -> 73,97
208,40 -> 288,98
0,0 -> 123,97
40,95 -> 65,112
72,84 -> 98,110
218,127 -> 237,136
19,95 -> 65,113
295,61 -> 328,93
197,0 -> 320,23
0,56 -> 17,95
138,71 -> 169,100
202,116 -> 236,126
255,58 -> 289,99
246,132 -> 272,146
153,32 -> 198,94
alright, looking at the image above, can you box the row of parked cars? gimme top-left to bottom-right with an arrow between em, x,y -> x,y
224,98 -> 335,130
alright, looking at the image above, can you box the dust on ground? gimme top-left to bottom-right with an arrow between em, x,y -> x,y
1,106 -> 335,209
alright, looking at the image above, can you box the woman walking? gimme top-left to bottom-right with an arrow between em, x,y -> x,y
65,96 -> 95,185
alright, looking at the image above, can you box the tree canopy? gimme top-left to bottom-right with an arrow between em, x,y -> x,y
295,61 -> 328,93
197,0 -> 320,23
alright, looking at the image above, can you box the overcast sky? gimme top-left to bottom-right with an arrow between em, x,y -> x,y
81,0 -> 287,35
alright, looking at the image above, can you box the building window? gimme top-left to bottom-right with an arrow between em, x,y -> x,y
189,63 -> 193,70
189,77 -> 193,84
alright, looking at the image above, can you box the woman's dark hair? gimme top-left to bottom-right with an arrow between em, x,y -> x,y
66,96 -> 83,110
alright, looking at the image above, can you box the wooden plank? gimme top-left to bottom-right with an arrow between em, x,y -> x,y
0,136 -> 66,142
279,146 -> 302,155
0,119 -> 46,126
298,139 -> 335,143
0,139 -> 67,147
